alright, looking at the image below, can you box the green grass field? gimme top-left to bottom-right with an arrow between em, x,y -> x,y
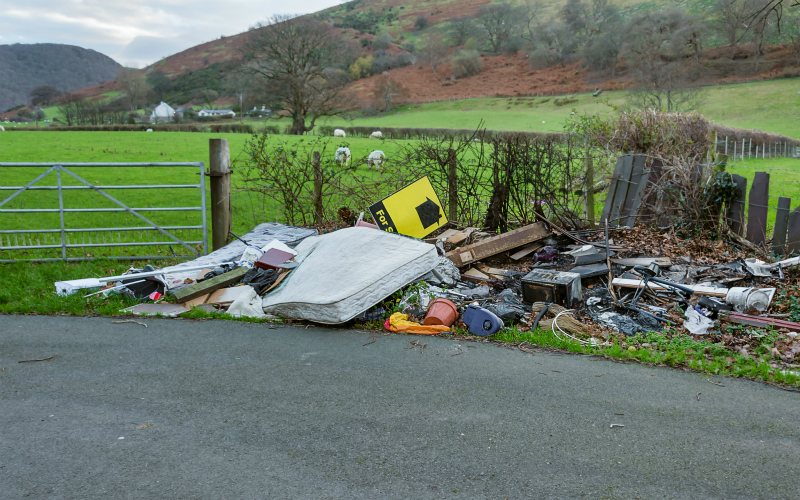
317,78 -> 800,138
0,131 -> 411,261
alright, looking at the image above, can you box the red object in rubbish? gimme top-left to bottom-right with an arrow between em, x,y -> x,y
148,291 -> 162,301
424,298 -> 458,326
355,219 -> 379,230
254,248 -> 294,270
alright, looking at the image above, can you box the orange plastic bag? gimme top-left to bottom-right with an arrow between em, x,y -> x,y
385,313 -> 449,335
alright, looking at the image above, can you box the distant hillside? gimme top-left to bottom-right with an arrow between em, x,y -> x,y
0,43 -> 121,111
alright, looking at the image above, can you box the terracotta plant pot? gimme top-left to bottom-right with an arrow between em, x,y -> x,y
355,219 -> 379,230
424,298 -> 458,327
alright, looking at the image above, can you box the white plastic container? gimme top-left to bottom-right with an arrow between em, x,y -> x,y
238,246 -> 264,267
725,287 -> 770,313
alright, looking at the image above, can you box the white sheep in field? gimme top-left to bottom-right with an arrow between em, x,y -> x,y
333,128 -> 346,138
367,150 -> 385,169
0,125 -> 4,131
370,131 -> 382,139
334,146 -> 351,166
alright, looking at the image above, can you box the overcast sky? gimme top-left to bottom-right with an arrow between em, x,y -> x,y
0,0 -> 342,67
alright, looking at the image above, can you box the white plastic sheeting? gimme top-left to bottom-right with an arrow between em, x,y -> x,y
262,227 -> 438,324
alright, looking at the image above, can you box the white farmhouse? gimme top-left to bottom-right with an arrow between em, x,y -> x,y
198,109 -> 236,118
150,102 -> 175,123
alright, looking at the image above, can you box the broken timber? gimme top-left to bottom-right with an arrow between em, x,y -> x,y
445,223 -> 551,267
720,312 -> 800,330
611,278 -> 728,297
171,266 -> 248,303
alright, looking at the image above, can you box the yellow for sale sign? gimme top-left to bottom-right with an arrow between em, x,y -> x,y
368,176 -> 448,239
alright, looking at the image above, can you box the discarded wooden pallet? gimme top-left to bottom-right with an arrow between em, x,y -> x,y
445,223 -> 551,267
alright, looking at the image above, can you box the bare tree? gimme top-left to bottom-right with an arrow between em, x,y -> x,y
243,15 -> 350,135
421,32 -> 448,73
116,67 -> 147,112
782,9 -> 800,65
715,0 -> 751,58
624,10 -> 705,112
475,2 -> 521,53
448,16 -> 476,46
520,0 -> 545,48
29,85 -> 62,106
371,74 -> 408,111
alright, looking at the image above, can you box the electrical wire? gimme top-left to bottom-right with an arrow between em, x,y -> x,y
551,309 -> 610,347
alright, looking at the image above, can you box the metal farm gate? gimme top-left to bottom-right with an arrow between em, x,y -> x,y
0,162 -> 208,262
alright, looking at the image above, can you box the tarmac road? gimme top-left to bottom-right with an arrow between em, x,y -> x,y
1,315 -> 799,500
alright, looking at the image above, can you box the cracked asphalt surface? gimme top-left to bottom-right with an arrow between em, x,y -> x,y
1,315 -> 799,499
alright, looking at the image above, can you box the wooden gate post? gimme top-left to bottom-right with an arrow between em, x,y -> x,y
312,151 -> 323,225
447,148 -> 458,223
209,138 -> 232,251
584,155 -> 595,227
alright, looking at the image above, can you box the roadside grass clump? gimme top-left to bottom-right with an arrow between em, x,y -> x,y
489,324 -> 800,387
0,259 -> 159,316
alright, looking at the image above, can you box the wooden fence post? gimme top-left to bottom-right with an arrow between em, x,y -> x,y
746,172 -> 770,244
209,138 -> 231,251
727,174 -> 747,236
447,149 -> 458,222
312,151 -> 323,225
788,207 -> 800,254
584,155 -> 595,227
773,197 -> 791,255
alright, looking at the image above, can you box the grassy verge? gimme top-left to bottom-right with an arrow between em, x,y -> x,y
488,324 -> 800,388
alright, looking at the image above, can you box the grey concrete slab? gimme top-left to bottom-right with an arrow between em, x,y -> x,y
1,316 -> 799,500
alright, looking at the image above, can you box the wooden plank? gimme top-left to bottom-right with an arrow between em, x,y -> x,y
773,196 -> 791,255
171,266 -> 248,303
445,222 -> 551,267
726,174 -> 747,236
608,154 -> 634,224
625,159 -> 651,227
446,227 -> 477,246
611,278 -> 728,297
621,155 -> 646,222
746,172 -> 770,244
600,156 -> 625,223
463,268 -> 491,280
509,242 -> 543,260
610,257 -> 672,267
720,312 -> 800,330
788,207 -> 800,254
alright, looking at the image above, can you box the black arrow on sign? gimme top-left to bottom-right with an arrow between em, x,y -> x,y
415,198 -> 443,229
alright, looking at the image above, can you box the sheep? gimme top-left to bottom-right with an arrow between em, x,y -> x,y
367,150 -> 385,169
334,146 -> 351,166
0,125 -> 4,131
333,128 -> 346,138
369,131 -> 382,139
146,128 -> 153,132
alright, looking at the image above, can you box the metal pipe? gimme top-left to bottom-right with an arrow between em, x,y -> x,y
98,263 -> 235,282
0,162 -> 203,167
1,207 -> 202,213
200,162 -> 208,255
1,240 -> 203,250
0,184 -> 202,190
0,225 -> 203,234
57,166 -> 66,259
0,255 -> 193,263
